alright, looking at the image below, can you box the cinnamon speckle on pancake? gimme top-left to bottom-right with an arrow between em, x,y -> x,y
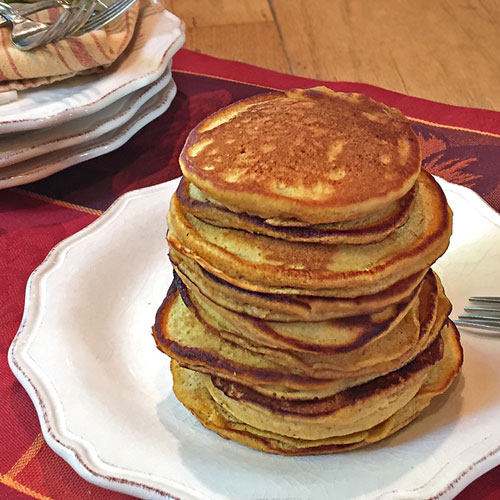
180,87 -> 421,223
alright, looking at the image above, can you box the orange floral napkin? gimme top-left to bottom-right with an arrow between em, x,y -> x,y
0,0 -> 140,93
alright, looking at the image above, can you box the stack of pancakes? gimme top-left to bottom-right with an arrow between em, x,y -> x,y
153,87 -> 463,455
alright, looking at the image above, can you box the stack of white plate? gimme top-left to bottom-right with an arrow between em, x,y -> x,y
0,6 -> 184,189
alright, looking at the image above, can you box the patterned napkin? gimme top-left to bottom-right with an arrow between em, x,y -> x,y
0,0 -> 140,93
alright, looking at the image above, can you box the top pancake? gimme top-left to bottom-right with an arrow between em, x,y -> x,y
179,87 -> 421,224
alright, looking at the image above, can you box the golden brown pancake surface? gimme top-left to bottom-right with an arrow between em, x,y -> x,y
167,171 -> 452,295
177,177 -> 418,245
180,87 -> 421,223
153,271 -> 450,389
204,330 -> 443,440
182,274 -> 421,354
171,255 -> 428,321
170,321 -> 462,454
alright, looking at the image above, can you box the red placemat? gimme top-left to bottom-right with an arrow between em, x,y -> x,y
1,48 -> 500,500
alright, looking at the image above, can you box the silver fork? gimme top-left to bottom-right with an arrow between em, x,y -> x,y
455,296 -> 500,333
27,0 -> 96,48
0,0 -> 61,29
2,0 -> 96,50
74,0 -> 137,35
0,2 -> 50,48
50,0 -> 96,38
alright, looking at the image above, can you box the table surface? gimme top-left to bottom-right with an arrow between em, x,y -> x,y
165,0 -> 500,112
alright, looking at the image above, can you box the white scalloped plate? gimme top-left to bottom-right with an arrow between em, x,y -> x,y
8,177 -> 500,500
0,5 -> 184,134
0,75 -> 176,189
0,64 -> 172,168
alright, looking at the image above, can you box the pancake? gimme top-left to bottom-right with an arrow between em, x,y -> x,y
153,273 -> 450,389
239,273 -> 450,397
170,321 -> 462,455
182,271 -> 422,354
153,283 -> 333,391
172,255 -> 428,321
205,332 -> 443,440
179,87 -> 421,224
177,177 -> 418,245
249,271 -> 447,401
167,170 -> 452,296
182,283 -> 421,376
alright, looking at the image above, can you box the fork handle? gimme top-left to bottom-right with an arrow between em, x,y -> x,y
0,0 -> 60,28
0,2 -> 27,23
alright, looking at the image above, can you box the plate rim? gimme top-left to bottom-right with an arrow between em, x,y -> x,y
0,64 -> 173,168
8,176 -> 500,500
0,77 -> 177,189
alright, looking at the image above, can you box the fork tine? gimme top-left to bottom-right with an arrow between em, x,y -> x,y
29,0 -> 95,49
455,319 -> 500,331
464,306 -> 500,313
56,0 -> 95,39
80,0 -> 133,31
72,0 -> 96,33
75,0 -> 137,34
458,295 -> 500,334
33,7 -> 72,46
459,313 -> 500,321
469,297 -> 500,303
54,0 -> 83,36
87,0 -> 135,23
